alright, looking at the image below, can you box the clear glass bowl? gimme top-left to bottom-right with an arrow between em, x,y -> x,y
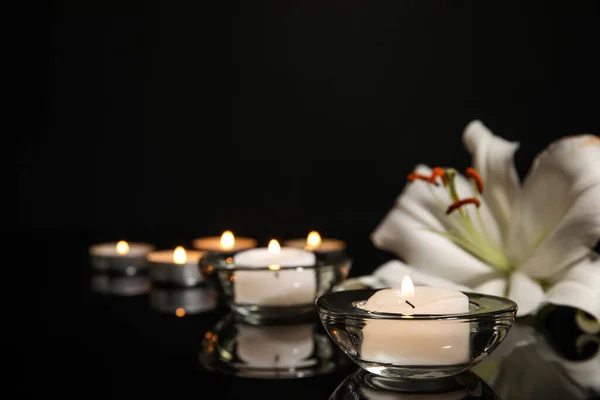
199,253 -> 352,323
198,312 -> 351,379
316,289 -> 517,381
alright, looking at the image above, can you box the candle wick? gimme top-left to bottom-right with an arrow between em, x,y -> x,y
405,300 -> 415,309
275,271 -> 279,278
274,354 -> 280,364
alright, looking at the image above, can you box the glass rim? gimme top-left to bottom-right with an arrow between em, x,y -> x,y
316,288 -> 518,321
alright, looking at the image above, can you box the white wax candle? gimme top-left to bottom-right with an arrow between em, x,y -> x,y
147,248 -> 204,264
361,277 -> 470,366
236,323 -> 315,369
192,231 -> 257,253
89,241 -> 154,257
284,231 -> 346,253
232,240 -> 317,306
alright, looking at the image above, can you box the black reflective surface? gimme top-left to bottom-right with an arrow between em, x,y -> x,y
30,233 -> 599,399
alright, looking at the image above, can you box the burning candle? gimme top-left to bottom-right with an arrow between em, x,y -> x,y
284,231 -> 346,255
232,239 -> 317,306
236,323 -> 315,369
192,231 -> 257,254
147,246 -> 205,287
360,276 -> 470,366
89,240 -> 155,273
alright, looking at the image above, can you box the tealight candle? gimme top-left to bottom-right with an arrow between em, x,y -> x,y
232,239 -> 317,306
147,246 -> 205,287
284,231 -> 346,256
192,231 -> 257,255
89,240 -> 155,273
236,323 -> 315,369
361,276 -> 470,366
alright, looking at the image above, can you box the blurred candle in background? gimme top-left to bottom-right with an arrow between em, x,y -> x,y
285,231 -> 346,255
193,231 -> 257,254
89,240 -> 155,273
148,246 -> 205,287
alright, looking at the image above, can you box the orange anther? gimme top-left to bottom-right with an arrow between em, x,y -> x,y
446,198 -> 481,214
431,167 -> 447,186
465,167 -> 484,194
408,172 -> 439,185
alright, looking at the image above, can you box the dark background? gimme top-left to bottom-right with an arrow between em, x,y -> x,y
21,0 -> 600,269
17,1 -> 600,397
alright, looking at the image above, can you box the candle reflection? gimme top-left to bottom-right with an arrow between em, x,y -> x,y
199,313 -> 349,378
150,286 -> 217,315
330,368 -> 498,400
90,273 -> 151,296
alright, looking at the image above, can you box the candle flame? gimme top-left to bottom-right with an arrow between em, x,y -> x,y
268,239 -> 281,254
173,246 -> 187,264
400,275 -> 415,297
175,308 -> 185,317
220,230 -> 235,250
306,231 -> 321,248
116,240 -> 129,255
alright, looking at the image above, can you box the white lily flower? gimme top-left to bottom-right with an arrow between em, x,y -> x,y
370,121 -> 600,320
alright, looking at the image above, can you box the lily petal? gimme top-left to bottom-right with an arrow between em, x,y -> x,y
507,134 -> 600,278
544,253 -> 600,323
473,278 -> 507,298
507,271 -> 546,316
371,165 -> 500,284
332,275 -> 388,292
372,260 -> 471,291
463,120 -> 521,237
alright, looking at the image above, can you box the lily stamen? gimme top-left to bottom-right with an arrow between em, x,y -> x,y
465,167 -> 484,194
446,198 -> 481,214
431,167 -> 447,185
405,165 -> 511,272
408,171 -> 440,185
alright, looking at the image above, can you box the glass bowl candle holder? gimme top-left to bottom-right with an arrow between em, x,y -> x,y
316,289 -> 517,384
199,313 -> 351,379
199,241 -> 352,323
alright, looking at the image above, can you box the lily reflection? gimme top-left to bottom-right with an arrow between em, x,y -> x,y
473,317 -> 600,399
